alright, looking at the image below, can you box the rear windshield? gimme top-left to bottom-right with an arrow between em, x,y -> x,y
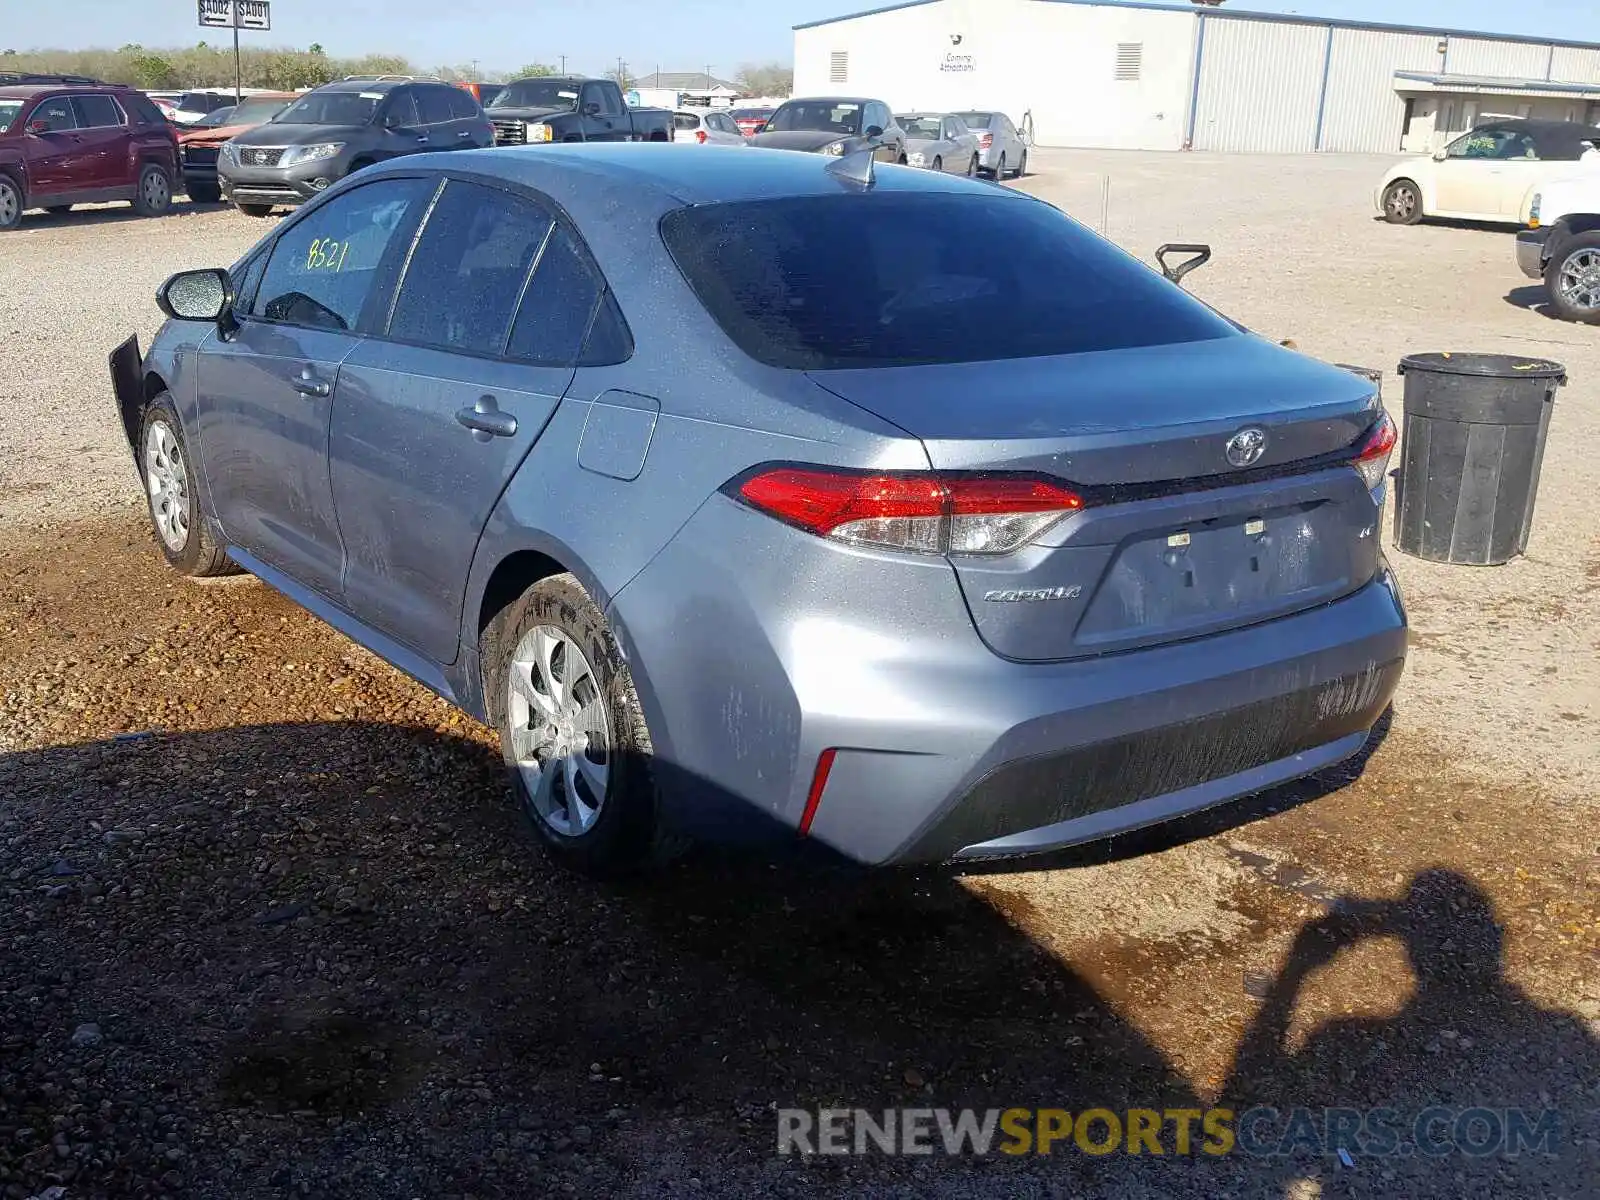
766,100 -> 861,135
955,112 -> 992,129
661,193 -> 1237,369
0,101 -> 21,134
275,91 -> 380,125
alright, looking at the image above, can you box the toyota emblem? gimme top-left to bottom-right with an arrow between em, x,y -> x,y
1225,427 -> 1267,468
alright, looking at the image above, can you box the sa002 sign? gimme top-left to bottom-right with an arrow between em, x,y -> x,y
198,0 -> 272,29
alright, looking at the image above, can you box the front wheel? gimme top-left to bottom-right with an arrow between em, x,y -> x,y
132,163 -> 173,217
1382,179 -> 1423,225
0,175 -> 24,231
482,573 -> 679,877
1545,233 -> 1600,325
931,156 -> 942,173
138,396 -> 239,577
236,202 -> 274,218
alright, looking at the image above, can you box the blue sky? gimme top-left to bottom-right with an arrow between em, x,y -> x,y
7,0 -> 1593,77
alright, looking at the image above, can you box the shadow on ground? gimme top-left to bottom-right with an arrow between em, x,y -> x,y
0,720 -> 1594,1198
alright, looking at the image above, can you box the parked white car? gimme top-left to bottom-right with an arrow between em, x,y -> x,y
1516,176 -> 1600,323
1376,119 -> 1600,226
671,109 -> 745,145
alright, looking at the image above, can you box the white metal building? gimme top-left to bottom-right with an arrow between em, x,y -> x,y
793,0 -> 1600,154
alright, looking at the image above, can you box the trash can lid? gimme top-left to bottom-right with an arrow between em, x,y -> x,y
1398,352 -> 1565,381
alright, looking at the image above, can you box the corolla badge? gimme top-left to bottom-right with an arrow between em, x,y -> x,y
1225,427 -> 1268,468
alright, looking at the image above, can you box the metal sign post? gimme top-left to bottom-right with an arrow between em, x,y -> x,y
198,0 -> 272,104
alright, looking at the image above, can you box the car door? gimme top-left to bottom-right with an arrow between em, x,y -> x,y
377,87 -> 426,159
415,85 -> 456,150
709,112 -> 742,145
67,94 -> 131,191
1432,126 -> 1514,216
194,175 -> 433,596
330,177 -> 619,661
22,95 -> 81,195
580,82 -> 624,142
866,102 -> 899,162
446,85 -> 491,148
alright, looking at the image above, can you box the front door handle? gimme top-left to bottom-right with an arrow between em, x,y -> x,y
456,394 -> 517,441
293,366 -> 332,398
416,135 -> 431,145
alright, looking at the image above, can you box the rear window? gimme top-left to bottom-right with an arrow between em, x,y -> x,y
661,193 -> 1237,370
901,117 -> 942,139
956,112 -> 993,129
120,92 -> 168,125
673,112 -> 701,131
0,101 -> 24,134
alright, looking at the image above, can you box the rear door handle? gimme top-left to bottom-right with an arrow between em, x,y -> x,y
292,366 -> 332,398
416,135 -> 431,145
456,395 -> 517,441
457,130 -> 472,139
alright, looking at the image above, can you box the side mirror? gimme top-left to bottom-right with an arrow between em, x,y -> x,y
157,268 -> 234,326
1154,243 -> 1212,287
583,101 -> 601,116
1431,149 -> 1447,162
865,124 -> 885,138
26,119 -> 51,135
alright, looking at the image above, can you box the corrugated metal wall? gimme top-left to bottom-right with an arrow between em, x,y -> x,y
1445,36 -> 1550,78
1550,46 -> 1600,85
1191,17 -> 1325,152
1319,27 -> 1442,153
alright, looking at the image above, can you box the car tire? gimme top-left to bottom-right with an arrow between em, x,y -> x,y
186,182 -> 222,205
993,152 -> 1007,181
1382,179 -> 1423,225
236,203 -> 274,218
1545,232 -> 1600,325
968,154 -> 979,177
481,572 -> 682,877
132,163 -> 173,218
137,396 -> 240,578
0,174 -> 23,231
932,156 -> 942,172
1014,150 -> 1028,178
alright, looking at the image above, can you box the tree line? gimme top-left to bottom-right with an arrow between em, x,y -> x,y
0,44 -> 792,95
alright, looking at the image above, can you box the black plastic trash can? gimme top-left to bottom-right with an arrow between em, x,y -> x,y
1392,353 -> 1565,565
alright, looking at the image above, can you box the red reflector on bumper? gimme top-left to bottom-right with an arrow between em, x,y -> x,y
798,748 -> 838,837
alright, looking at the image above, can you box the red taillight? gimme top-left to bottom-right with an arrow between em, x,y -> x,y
695,129 -> 708,144
735,467 -> 1084,555
798,749 -> 837,836
1352,412 -> 1397,490
978,132 -> 993,148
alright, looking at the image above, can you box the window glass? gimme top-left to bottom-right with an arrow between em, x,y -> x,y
277,90 -> 382,126
1446,128 -> 1515,159
382,89 -> 420,129
447,88 -> 479,120
674,112 -> 700,131
0,101 -> 22,134
120,92 -> 168,126
72,95 -> 125,128
492,79 -> 581,110
388,181 -> 554,356
417,86 -> 455,125
505,226 -> 607,366
581,83 -> 619,117
901,116 -> 941,139
254,177 -> 431,332
661,192 -> 1237,370
955,112 -> 992,129
232,249 -> 269,314
29,97 -> 77,132
580,290 -> 632,366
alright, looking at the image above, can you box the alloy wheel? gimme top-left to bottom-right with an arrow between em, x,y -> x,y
506,625 -> 612,837
143,420 -> 189,552
0,182 -> 18,228
1557,248 -> 1600,314
1387,185 -> 1417,221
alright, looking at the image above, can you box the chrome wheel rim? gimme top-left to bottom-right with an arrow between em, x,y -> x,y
143,170 -> 169,210
1387,185 -> 1416,219
1557,248 -> 1600,312
506,626 -> 611,837
144,420 -> 189,551
0,183 -> 17,226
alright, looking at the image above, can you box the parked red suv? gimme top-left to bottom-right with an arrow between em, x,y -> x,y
0,74 -> 180,231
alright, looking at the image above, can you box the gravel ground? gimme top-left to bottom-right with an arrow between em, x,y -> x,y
1,156 -> 1598,1199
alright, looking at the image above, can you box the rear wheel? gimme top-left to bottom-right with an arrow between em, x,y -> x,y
931,156 -> 942,173
236,202 -> 274,218
1382,179 -> 1422,225
967,154 -> 979,177
1014,149 -> 1028,178
482,573 -> 680,877
0,175 -> 23,231
131,163 -> 172,217
1545,233 -> 1600,325
994,152 -> 1007,181
138,396 -> 239,578
186,181 -> 221,205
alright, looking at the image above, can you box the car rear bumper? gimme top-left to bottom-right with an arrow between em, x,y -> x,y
1516,228 -> 1550,279
609,497 -> 1407,866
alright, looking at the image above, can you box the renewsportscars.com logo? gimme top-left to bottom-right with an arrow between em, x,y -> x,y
777,1106 -> 1563,1158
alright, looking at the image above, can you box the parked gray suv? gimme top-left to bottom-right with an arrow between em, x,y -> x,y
219,77 -> 493,215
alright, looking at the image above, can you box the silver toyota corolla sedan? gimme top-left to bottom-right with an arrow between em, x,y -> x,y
109,144 -> 1404,877
955,110 -> 1029,178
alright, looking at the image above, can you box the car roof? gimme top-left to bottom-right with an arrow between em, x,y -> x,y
781,96 -> 876,106
313,78 -> 406,94
382,142 -> 1025,207
0,82 -> 125,100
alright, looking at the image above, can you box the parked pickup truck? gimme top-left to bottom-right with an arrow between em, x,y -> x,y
1517,175 -> 1600,324
486,77 -> 672,145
